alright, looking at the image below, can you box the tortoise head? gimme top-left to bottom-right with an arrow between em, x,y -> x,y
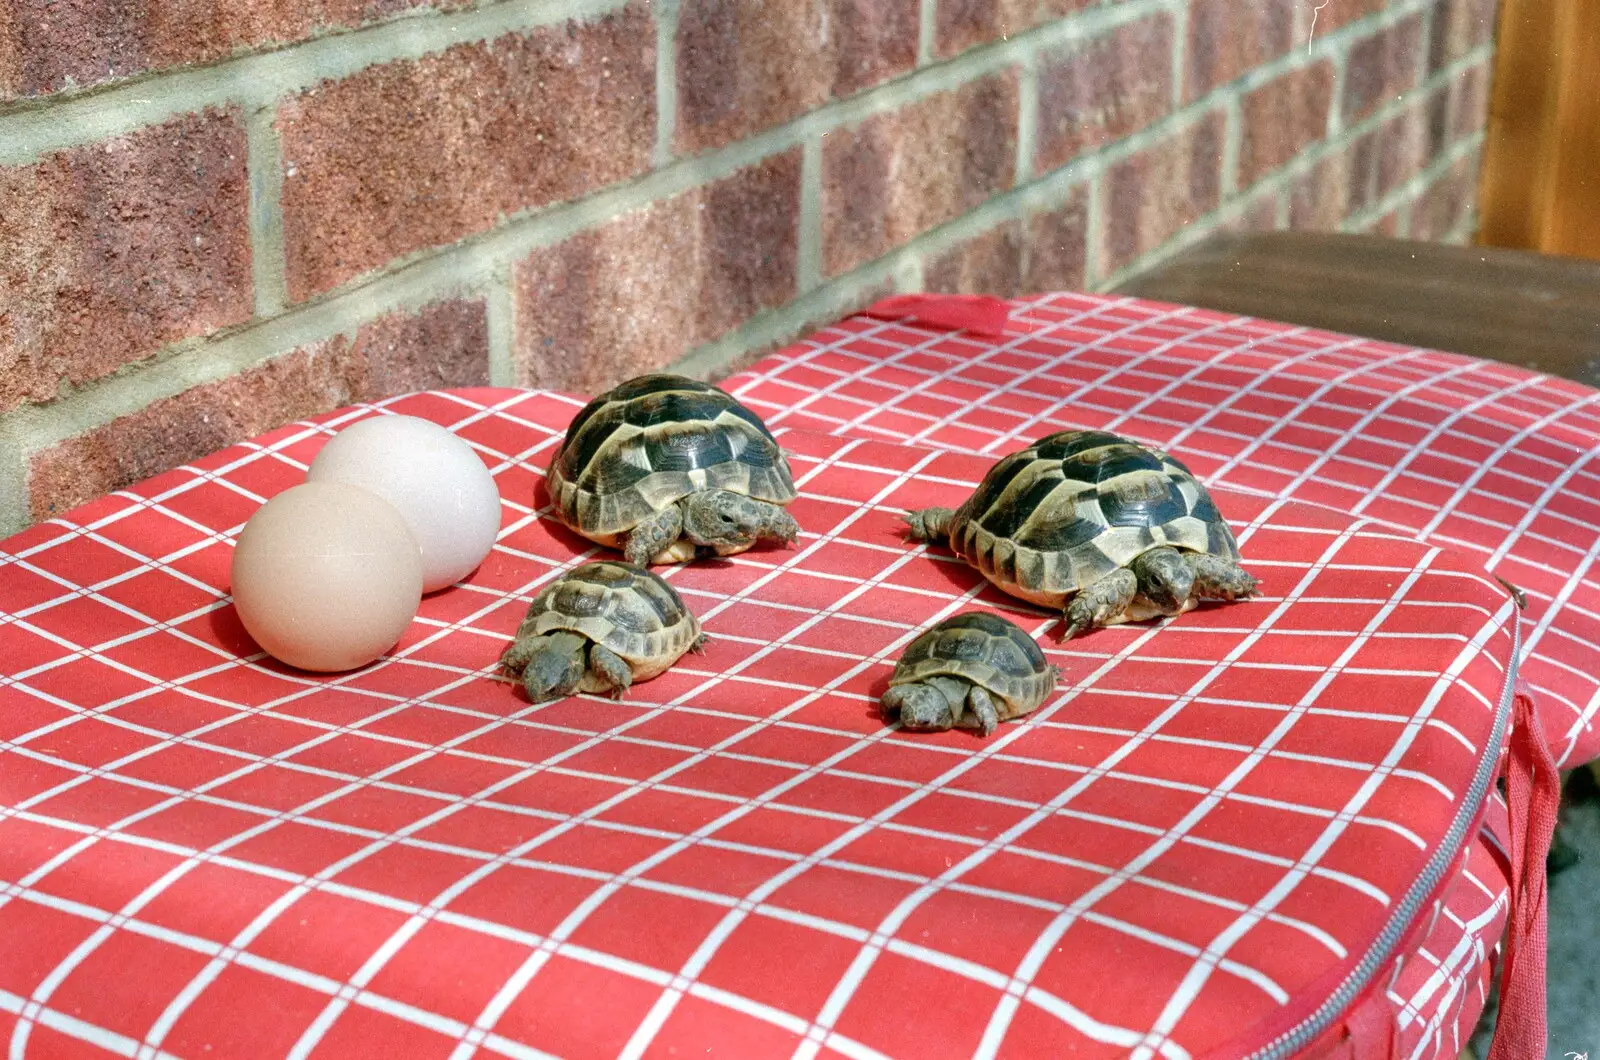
521,631 -> 588,702
882,682 -> 958,732
680,489 -> 762,549
1131,547 -> 1194,615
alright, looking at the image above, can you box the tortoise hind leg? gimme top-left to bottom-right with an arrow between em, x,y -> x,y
1063,568 -> 1138,639
903,507 -> 956,543
623,505 -> 684,566
967,685 -> 1001,737
1185,552 -> 1260,601
588,643 -> 634,699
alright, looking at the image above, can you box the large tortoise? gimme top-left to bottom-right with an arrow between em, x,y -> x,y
547,374 -> 799,566
882,612 -> 1060,736
904,430 -> 1259,637
500,561 -> 706,702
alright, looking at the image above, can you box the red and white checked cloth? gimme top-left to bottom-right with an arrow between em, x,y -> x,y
0,375 -> 1553,1059
723,292 -> 1600,771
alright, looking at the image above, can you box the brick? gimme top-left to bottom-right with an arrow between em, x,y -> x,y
1024,187 -> 1089,293
1098,112 -> 1225,278
822,73 -> 1019,277
923,223 -> 1024,296
1185,0 -> 1295,100
1288,131 -> 1378,229
1035,14 -> 1173,174
26,300 -> 489,521
936,0 -> 1094,58
1429,0 -> 1498,74
675,0 -> 917,153
1238,62 -> 1334,186
512,150 -> 800,395
0,109 -> 251,414
278,7 -> 655,302
0,0 -> 463,100
1304,0 -> 1388,36
1342,14 -> 1424,125
1376,103 -> 1427,197
1410,152 -> 1479,241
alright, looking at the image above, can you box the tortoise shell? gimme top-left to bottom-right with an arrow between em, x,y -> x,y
888,612 -> 1059,725
502,561 -> 701,690
946,430 -> 1240,611
547,374 -> 797,547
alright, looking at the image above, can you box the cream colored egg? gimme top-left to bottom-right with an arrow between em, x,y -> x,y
230,481 -> 423,672
307,415 -> 501,593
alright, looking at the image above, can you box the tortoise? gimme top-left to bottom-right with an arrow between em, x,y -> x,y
882,612 -> 1060,736
499,560 -> 706,702
904,430 -> 1259,638
547,374 -> 800,566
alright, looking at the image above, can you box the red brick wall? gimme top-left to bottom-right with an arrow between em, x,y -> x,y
0,0 -> 1498,531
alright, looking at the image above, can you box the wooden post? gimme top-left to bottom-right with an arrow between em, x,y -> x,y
1478,0 -> 1600,259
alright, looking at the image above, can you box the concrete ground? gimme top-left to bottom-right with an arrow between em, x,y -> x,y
1469,769 -> 1600,1059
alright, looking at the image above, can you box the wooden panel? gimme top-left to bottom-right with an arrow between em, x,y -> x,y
1113,230 -> 1600,385
1544,0 -> 1600,255
1478,0 -> 1600,259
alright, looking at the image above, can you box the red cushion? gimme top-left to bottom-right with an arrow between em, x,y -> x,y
0,386 -> 1522,1059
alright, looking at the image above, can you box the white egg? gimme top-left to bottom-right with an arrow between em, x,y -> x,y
230,481 -> 423,672
307,414 -> 502,593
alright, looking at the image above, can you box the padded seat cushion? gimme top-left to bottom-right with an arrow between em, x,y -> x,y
0,386 -> 1520,1059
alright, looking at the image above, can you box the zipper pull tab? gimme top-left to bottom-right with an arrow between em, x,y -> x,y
1485,687 -> 1560,1060
1492,575 -> 1527,610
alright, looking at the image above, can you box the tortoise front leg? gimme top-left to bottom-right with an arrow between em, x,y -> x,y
623,505 -> 684,566
1185,552 -> 1260,601
588,643 -> 634,699
1063,568 -> 1138,639
499,635 -> 539,674
967,685 -> 1001,737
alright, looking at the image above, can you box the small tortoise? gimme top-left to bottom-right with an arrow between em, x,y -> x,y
547,374 -> 800,566
905,430 -> 1259,638
882,612 -> 1060,736
500,561 -> 706,702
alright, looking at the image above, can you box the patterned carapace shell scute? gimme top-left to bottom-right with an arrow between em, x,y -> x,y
504,561 -> 701,679
548,374 -> 798,537
949,429 -> 1242,597
889,611 -> 1059,721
